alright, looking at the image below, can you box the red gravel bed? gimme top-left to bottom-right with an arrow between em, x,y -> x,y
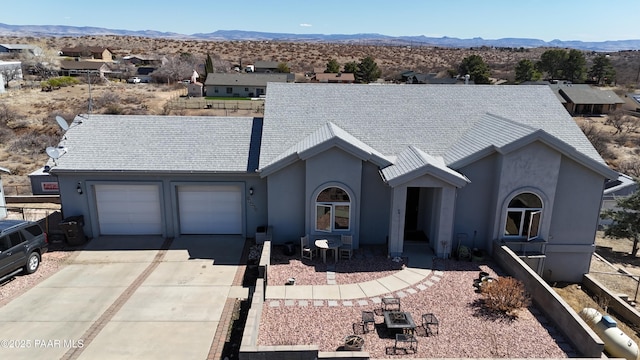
260,257 -> 574,358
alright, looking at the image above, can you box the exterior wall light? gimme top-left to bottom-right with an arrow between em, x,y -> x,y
249,187 -> 254,196
76,182 -> 83,195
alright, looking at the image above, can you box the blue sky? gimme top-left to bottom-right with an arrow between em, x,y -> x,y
2,0 -> 638,42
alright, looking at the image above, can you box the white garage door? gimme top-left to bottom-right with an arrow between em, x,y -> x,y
95,184 -> 162,235
178,185 -> 242,234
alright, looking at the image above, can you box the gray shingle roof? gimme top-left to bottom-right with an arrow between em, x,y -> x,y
260,83 -> 608,173
50,115 -> 260,173
204,73 -> 290,87
381,146 -> 469,187
550,84 -> 624,105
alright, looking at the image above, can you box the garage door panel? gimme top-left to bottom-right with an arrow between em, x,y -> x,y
95,184 -> 162,235
178,185 -> 242,234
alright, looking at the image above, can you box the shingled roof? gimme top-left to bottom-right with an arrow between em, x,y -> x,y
50,115 -> 262,173
260,83 -> 613,178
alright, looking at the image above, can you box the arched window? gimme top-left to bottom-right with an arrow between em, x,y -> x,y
504,192 -> 542,240
316,187 -> 350,232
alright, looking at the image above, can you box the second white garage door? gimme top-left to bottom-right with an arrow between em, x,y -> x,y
177,185 -> 242,234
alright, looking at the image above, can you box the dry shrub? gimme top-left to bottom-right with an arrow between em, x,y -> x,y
480,276 -> 530,317
7,132 -> 59,156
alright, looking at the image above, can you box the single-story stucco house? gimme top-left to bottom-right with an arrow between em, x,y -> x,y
203,73 -> 293,97
49,84 -> 616,282
549,83 -> 624,115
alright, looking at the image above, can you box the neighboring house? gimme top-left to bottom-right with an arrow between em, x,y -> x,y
203,73 -> 292,97
0,166 -> 10,219
122,55 -> 167,66
549,83 -> 624,115
60,46 -> 113,61
312,72 -> 355,83
253,61 -> 281,73
0,44 -> 42,56
59,60 -> 112,77
599,173 -> 637,228
49,84 -> 616,282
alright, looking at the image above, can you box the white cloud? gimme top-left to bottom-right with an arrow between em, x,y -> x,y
299,23 -> 312,27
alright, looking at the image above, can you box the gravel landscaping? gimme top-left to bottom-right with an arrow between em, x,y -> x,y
260,246 -> 576,358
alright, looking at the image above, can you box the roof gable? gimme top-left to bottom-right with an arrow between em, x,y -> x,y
381,146 -> 470,188
259,122 -> 392,177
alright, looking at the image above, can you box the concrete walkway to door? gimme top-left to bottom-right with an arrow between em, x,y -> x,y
0,235 -> 248,360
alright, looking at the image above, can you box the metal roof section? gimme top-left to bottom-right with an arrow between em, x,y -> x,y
381,146 -> 470,188
49,115 -> 260,173
259,121 -> 392,177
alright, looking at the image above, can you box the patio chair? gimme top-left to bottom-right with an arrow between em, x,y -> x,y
301,235 -> 316,260
339,235 -> 353,260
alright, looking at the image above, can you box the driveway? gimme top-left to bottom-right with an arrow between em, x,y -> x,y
0,235 -> 247,360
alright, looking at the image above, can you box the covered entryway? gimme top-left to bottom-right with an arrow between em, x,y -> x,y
95,184 -> 163,235
404,187 -> 439,242
177,185 -> 242,234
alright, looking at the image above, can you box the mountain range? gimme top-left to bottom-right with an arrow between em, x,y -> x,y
1,23 -> 639,52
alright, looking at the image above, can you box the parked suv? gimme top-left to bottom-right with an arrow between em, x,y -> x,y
0,220 -> 48,282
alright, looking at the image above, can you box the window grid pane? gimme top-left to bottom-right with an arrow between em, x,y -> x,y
316,205 -> 331,232
334,205 -> 350,230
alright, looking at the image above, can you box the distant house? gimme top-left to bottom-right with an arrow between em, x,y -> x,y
549,83 -> 624,115
204,73 -> 293,97
122,55 -> 167,67
60,46 -> 113,61
0,44 -> 42,56
312,72 -> 355,83
253,61 -> 282,73
60,60 -> 112,77
600,173 -> 637,228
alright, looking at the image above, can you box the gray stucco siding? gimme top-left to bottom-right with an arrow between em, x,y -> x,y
454,153 -> 500,250
359,162 -> 390,245
493,142 -> 561,243
205,85 -> 265,97
305,147 -> 362,245
266,160 -> 305,244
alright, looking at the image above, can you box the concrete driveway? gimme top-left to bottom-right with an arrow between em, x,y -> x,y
0,235 -> 247,360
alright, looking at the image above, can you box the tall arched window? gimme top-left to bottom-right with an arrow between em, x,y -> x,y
504,192 -> 542,240
316,187 -> 350,232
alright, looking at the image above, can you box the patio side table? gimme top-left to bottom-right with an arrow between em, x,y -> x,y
422,313 -> 439,336
382,297 -> 401,311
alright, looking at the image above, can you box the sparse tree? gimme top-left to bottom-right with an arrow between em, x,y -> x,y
325,59 -> 340,73
18,42 -> 61,79
343,61 -> 358,74
276,62 -> 290,73
204,53 -> 214,77
356,56 -> 381,83
563,49 -> 587,83
537,49 -> 568,80
589,54 -> 616,85
150,53 -> 199,83
601,187 -> 640,256
515,59 -> 541,83
0,62 -> 22,86
459,55 -> 490,84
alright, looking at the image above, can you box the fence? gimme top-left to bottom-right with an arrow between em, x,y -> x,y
2,206 -> 63,235
588,271 -> 640,304
168,98 -> 265,113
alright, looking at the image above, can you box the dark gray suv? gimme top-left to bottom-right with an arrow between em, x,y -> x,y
0,220 -> 48,282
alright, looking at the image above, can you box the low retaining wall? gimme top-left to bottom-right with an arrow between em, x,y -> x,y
583,273 -> 640,326
240,240 -> 369,360
493,244 -> 604,358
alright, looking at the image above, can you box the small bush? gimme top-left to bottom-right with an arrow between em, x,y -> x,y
41,76 -> 80,88
480,276 -> 530,317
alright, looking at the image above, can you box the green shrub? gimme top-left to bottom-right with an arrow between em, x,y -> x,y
480,276 -> 530,317
42,76 -> 80,88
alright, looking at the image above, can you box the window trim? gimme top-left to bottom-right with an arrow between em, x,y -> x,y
314,186 -> 351,232
504,192 -> 543,240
